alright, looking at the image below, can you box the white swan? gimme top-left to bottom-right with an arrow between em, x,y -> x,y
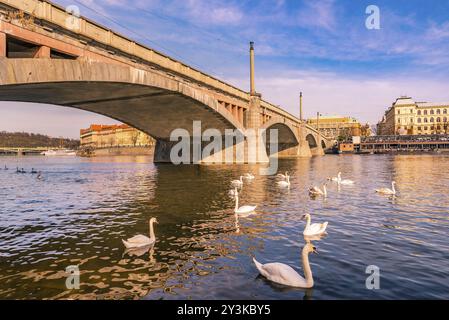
231,176 -> 244,187
309,184 -> 327,197
302,214 -> 328,237
244,173 -> 255,180
122,217 -> 158,249
229,188 -> 238,196
234,189 -> 257,216
253,243 -> 318,288
277,171 -> 289,180
336,172 -> 354,185
328,172 -> 341,182
277,175 -> 290,188
375,181 -> 396,195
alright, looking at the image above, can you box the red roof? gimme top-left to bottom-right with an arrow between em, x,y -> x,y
80,124 -> 132,135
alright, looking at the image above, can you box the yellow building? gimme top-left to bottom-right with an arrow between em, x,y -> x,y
377,97 -> 449,135
306,115 -> 365,140
80,124 -> 155,149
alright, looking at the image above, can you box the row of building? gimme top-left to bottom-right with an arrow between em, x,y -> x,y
80,124 -> 155,150
377,97 -> 449,136
78,96 -> 449,154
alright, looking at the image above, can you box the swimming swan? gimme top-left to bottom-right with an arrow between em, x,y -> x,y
277,175 -> 291,188
309,184 -> 327,197
302,214 -> 328,237
337,172 -> 355,185
375,181 -> 396,195
328,172 -> 341,182
253,243 -> 318,288
244,173 -> 255,180
122,217 -> 158,249
234,189 -> 257,216
231,176 -> 244,187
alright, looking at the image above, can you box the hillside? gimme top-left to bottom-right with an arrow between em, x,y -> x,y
0,131 -> 80,149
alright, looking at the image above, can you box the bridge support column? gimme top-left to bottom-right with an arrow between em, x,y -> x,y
245,94 -> 269,163
154,135 -> 269,165
0,32 -> 5,57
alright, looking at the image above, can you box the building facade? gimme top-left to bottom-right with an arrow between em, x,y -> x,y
306,116 -> 367,140
377,97 -> 449,136
80,124 -> 155,149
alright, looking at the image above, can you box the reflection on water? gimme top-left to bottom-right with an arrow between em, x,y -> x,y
0,154 -> 448,299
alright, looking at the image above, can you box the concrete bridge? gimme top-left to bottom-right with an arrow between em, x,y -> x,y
0,0 -> 333,163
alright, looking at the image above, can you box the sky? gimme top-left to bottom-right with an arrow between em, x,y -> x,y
2,0 -> 449,138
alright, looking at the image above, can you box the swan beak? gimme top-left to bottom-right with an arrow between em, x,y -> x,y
154,219 -> 159,224
300,214 -> 306,220
313,247 -> 318,254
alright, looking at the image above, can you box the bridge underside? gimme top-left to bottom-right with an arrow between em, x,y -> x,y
0,82 -> 235,140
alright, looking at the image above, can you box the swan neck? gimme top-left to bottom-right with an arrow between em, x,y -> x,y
149,220 -> 155,241
302,247 -> 314,287
323,185 -> 327,196
392,182 -> 396,193
235,196 -> 239,210
306,215 -> 311,228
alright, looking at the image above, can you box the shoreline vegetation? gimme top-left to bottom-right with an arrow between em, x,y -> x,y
0,131 -> 80,149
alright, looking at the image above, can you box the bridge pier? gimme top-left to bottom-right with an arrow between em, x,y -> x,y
153,133 -> 269,165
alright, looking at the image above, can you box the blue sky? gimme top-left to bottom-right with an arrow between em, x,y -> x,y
2,0 -> 449,138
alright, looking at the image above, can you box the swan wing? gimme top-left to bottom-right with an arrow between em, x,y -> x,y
126,235 -> 151,244
376,188 -> 393,194
237,205 -> 257,214
309,223 -> 323,233
253,259 -> 306,287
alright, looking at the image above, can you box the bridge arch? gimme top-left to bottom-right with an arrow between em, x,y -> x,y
0,59 -> 243,140
261,119 -> 299,156
306,134 -> 318,149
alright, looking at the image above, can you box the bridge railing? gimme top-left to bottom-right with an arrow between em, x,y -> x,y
0,0 -> 251,101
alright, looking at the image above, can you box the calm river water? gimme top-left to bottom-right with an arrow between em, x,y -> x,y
0,154 -> 448,300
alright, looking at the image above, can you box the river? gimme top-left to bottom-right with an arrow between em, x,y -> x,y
0,154 -> 448,299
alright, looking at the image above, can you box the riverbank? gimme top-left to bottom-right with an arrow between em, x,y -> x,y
78,146 -> 154,157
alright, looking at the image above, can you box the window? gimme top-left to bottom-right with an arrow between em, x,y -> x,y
424,110 -> 428,115
424,126 -> 428,130
430,117 -> 434,122
418,110 -> 422,115
444,117 -> 448,122
437,117 -> 441,122
444,109 -> 448,114
410,109 -> 414,113
418,118 -> 422,123
398,119 -> 401,124
410,118 -> 413,123
398,110 -> 401,114
418,126 -> 422,130
437,109 -> 441,114
424,118 -> 428,123
430,110 -> 434,115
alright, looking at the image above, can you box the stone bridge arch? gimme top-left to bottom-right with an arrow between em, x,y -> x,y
0,58 -> 247,163
261,119 -> 300,156
0,59 -> 244,140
